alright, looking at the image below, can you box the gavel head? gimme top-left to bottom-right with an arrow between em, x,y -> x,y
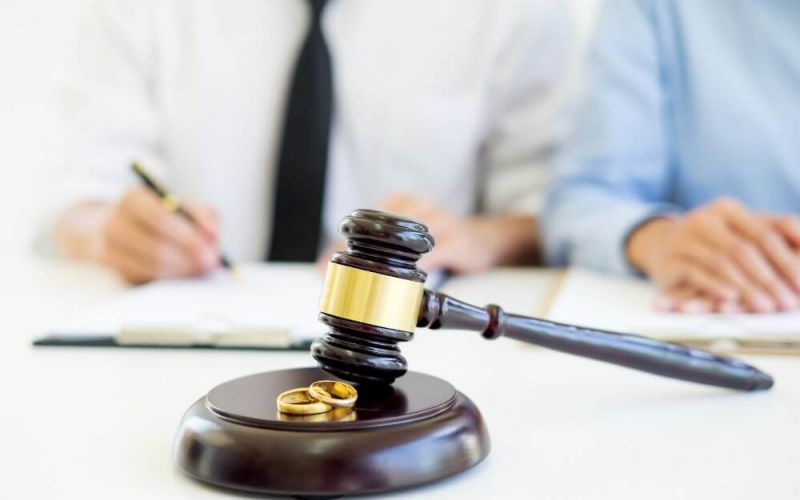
311,209 -> 434,386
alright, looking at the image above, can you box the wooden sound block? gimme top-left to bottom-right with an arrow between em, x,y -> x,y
173,367 -> 490,497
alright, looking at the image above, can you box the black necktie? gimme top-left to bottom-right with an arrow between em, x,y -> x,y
268,0 -> 332,262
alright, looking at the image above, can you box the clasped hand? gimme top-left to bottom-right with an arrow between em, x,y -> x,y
627,197 -> 800,313
317,192 -> 539,275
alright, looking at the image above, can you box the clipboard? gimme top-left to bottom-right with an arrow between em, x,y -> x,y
33,334 -> 312,351
34,265 -> 326,351
33,265 -> 452,352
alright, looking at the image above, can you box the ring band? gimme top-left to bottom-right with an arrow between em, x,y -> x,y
277,407 -> 357,423
276,387 -> 333,415
308,380 -> 358,408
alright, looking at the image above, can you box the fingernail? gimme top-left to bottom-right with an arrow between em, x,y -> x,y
717,301 -> 742,314
679,300 -> 708,314
654,296 -> 675,311
752,294 -> 775,313
203,248 -> 218,268
776,288 -> 799,311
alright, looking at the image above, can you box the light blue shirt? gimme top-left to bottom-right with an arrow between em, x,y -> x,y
543,0 -> 800,274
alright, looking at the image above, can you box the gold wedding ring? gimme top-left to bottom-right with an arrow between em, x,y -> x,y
277,407 -> 357,423
276,387 -> 332,415
276,380 -> 358,416
308,380 -> 358,409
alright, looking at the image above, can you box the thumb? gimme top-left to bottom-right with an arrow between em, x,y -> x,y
418,249 -> 452,275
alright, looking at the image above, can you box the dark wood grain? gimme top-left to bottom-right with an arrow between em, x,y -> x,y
312,208 -> 772,392
173,367 -> 490,497
312,209 -> 434,385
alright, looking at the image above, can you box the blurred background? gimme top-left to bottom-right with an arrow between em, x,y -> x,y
0,0 -> 600,266
0,0 -> 93,264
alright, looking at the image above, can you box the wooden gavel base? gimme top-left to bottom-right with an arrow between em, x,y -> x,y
173,367 -> 490,498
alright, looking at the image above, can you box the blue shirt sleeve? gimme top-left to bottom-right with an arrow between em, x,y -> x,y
542,0 -> 683,275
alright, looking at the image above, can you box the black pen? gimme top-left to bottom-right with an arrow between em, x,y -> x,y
131,162 -> 237,275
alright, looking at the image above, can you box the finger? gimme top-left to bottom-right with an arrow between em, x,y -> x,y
753,229 -> 800,293
420,210 -> 457,241
713,198 -> 800,297
662,285 -> 698,301
774,215 -> 800,248
118,189 -> 216,268
679,238 -> 771,308
418,229 -> 461,272
682,211 -> 749,288
128,211 -> 218,272
691,211 -> 782,311
698,203 -> 785,309
417,237 -> 471,274
661,285 -> 714,314
417,252 -> 447,274
648,258 -> 690,291
380,191 -> 418,214
675,297 -> 714,314
104,215 -> 203,278
733,242 -> 796,311
653,294 -> 677,312
715,298 -> 744,314
380,193 -> 456,244
681,261 -> 739,301
671,241 -> 738,300
101,244 -> 158,284
381,192 -> 440,223
184,202 -> 220,242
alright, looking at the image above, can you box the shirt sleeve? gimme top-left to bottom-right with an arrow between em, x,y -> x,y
479,0 -> 574,216
36,0 -> 167,254
542,0 -> 684,275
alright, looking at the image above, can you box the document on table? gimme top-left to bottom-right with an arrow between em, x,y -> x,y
546,268 -> 800,353
38,264 -> 328,349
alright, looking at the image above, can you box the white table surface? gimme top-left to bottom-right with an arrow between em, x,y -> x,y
3,258 -> 799,500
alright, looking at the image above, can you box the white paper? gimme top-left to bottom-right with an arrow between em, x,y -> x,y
547,268 -> 800,341
50,264 -> 326,346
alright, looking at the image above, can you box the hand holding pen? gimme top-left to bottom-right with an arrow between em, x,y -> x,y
131,163 -> 236,270
86,163 -> 234,284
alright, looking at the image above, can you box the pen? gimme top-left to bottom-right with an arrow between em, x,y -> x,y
131,162 -> 237,275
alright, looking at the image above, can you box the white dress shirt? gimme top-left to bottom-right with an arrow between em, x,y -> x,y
49,0 -> 571,261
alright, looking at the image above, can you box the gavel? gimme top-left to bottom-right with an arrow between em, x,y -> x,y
311,209 -> 774,392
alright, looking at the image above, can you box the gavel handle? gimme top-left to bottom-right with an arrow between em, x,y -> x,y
418,290 -> 773,391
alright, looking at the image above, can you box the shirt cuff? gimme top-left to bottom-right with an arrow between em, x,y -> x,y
571,201 -> 684,276
33,179 -> 126,257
